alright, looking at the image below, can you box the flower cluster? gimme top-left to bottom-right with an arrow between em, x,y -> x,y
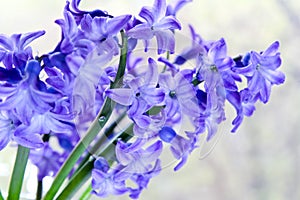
0,0 -> 285,199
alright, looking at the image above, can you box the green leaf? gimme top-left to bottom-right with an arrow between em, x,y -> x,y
80,185 -> 92,200
7,145 -> 30,200
0,190 -> 4,200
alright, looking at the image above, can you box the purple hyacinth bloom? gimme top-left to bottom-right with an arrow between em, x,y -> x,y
80,14 -> 132,42
0,111 -> 15,150
128,159 -> 161,199
198,38 -> 234,93
94,157 -> 110,173
232,41 -> 285,103
13,102 -> 75,148
0,67 -> 22,84
191,39 -> 233,140
158,126 -> 176,143
106,58 -> 165,128
55,131 -> 79,152
0,31 -> 45,70
174,25 -> 208,65
158,126 -> 194,171
55,10 -> 80,54
166,0 -> 192,17
71,47 -> 115,114
133,110 -> 166,138
92,158 -> 128,197
29,143 -> 62,180
226,89 -> 257,132
195,98 -> 226,141
159,70 -> 201,120
115,140 -> 163,174
44,66 -> 74,96
65,0 -> 112,24
127,0 -> 181,54
0,60 -> 61,125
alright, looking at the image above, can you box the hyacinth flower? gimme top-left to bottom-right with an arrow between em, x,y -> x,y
159,69 -> 201,121
0,60 -> 60,124
232,41 -> 285,103
92,157 -> 128,197
174,24 -> 208,65
184,38 -> 234,140
0,31 -> 45,70
65,0 -> 113,24
29,143 -> 62,181
115,140 -> 163,174
127,0 -> 181,54
226,88 -> 257,133
0,111 -> 15,150
0,0 -> 286,200
106,58 -> 165,128
166,0 -> 193,17
92,140 -> 162,198
158,126 -> 195,171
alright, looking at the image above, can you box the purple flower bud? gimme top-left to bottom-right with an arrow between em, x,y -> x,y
158,126 -> 176,143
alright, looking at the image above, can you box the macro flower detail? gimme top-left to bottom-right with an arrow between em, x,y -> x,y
159,70 -> 201,120
166,0 -> 192,17
232,41 -> 285,103
0,0 -> 286,199
29,143 -> 62,180
116,140 -> 163,174
226,89 -> 256,132
80,14 -> 132,42
0,60 -> 61,125
0,31 -> 45,70
0,111 -> 15,150
127,0 -> 181,54
159,126 -> 195,171
106,58 -> 165,128
91,158 -> 128,197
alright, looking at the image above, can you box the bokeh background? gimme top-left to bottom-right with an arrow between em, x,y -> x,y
0,0 -> 299,199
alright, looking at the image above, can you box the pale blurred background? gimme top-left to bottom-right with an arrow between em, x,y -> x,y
0,0 -> 299,199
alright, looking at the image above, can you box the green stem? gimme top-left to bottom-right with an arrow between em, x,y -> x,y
43,114 -> 105,200
43,30 -> 128,200
162,50 -> 170,73
7,145 -> 30,200
111,30 -> 128,89
80,185 -> 92,200
56,124 -> 134,200
73,111 -> 127,176
56,160 -> 94,200
90,111 -> 127,156
0,190 -> 4,200
36,180 -> 43,200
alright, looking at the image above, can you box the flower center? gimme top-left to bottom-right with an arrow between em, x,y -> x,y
256,64 -> 261,70
169,90 -> 176,99
210,64 -> 218,72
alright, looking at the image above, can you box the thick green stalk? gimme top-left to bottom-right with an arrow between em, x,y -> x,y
7,145 -> 30,200
0,190 -> 4,200
43,30 -> 128,200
